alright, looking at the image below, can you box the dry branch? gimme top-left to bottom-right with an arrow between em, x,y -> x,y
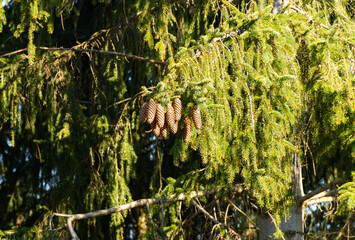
191,200 -> 246,240
228,199 -> 273,240
0,48 -> 27,58
298,178 -> 344,205
50,185 -> 244,240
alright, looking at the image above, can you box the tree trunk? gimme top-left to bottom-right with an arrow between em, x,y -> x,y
271,0 -> 290,14
258,152 -> 304,240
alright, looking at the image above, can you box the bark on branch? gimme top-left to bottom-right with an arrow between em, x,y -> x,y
298,179 -> 344,205
50,185 -> 244,240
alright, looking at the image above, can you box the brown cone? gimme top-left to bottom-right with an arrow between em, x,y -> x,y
166,103 -> 175,131
192,105 -> 202,130
156,104 -> 165,128
161,124 -> 168,138
173,98 -> 182,122
171,121 -> 178,134
146,99 -> 156,124
150,119 -> 160,137
183,117 -> 192,143
139,102 -> 148,123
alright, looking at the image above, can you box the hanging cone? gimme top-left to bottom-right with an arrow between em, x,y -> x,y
183,117 -> 192,143
150,119 -> 160,137
139,102 -> 148,123
166,103 -> 175,131
173,98 -> 182,122
156,104 -> 165,128
161,123 -> 168,138
146,99 -> 156,124
171,121 -> 178,134
192,105 -> 202,130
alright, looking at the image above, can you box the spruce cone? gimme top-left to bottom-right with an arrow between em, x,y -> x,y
161,124 -> 168,138
173,98 -> 182,122
139,102 -> 148,123
192,105 -> 202,130
171,121 -> 178,134
150,119 -> 161,137
146,99 -> 156,124
166,103 -> 175,130
152,126 -> 160,137
156,104 -> 165,128
183,117 -> 192,143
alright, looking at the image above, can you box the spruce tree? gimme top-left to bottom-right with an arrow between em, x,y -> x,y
0,0 -> 354,239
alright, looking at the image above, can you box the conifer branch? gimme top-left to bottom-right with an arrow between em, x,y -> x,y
0,47 -> 167,66
39,47 -> 167,66
76,6 -> 158,49
298,179 -> 344,205
50,185 -> 244,240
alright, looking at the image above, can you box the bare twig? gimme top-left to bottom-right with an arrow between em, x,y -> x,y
191,200 -> 246,240
298,179 -> 344,205
0,48 -> 27,58
336,211 -> 355,240
228,199 -> 273,239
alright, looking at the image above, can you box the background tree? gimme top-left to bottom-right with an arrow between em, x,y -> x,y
0,0 -> 354,239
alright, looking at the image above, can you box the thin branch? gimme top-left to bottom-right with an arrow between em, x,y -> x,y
191,200 -> 222,226
191,200 -> 246,240
51,185 -> 244,240
298,179 -> 344,205
38,47 -> 167,66
336,211 -> 355,240
1,47 -> 167,66
0,48 -> 27,58
267,211 -> 286,240
290,5 -> 330,30
228,199 -> 273,240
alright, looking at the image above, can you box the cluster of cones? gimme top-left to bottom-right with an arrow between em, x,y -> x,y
139,98 -> 202,142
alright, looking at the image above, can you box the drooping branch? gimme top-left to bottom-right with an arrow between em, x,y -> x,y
298,179 -> 344,205
50,185 -> 244,240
